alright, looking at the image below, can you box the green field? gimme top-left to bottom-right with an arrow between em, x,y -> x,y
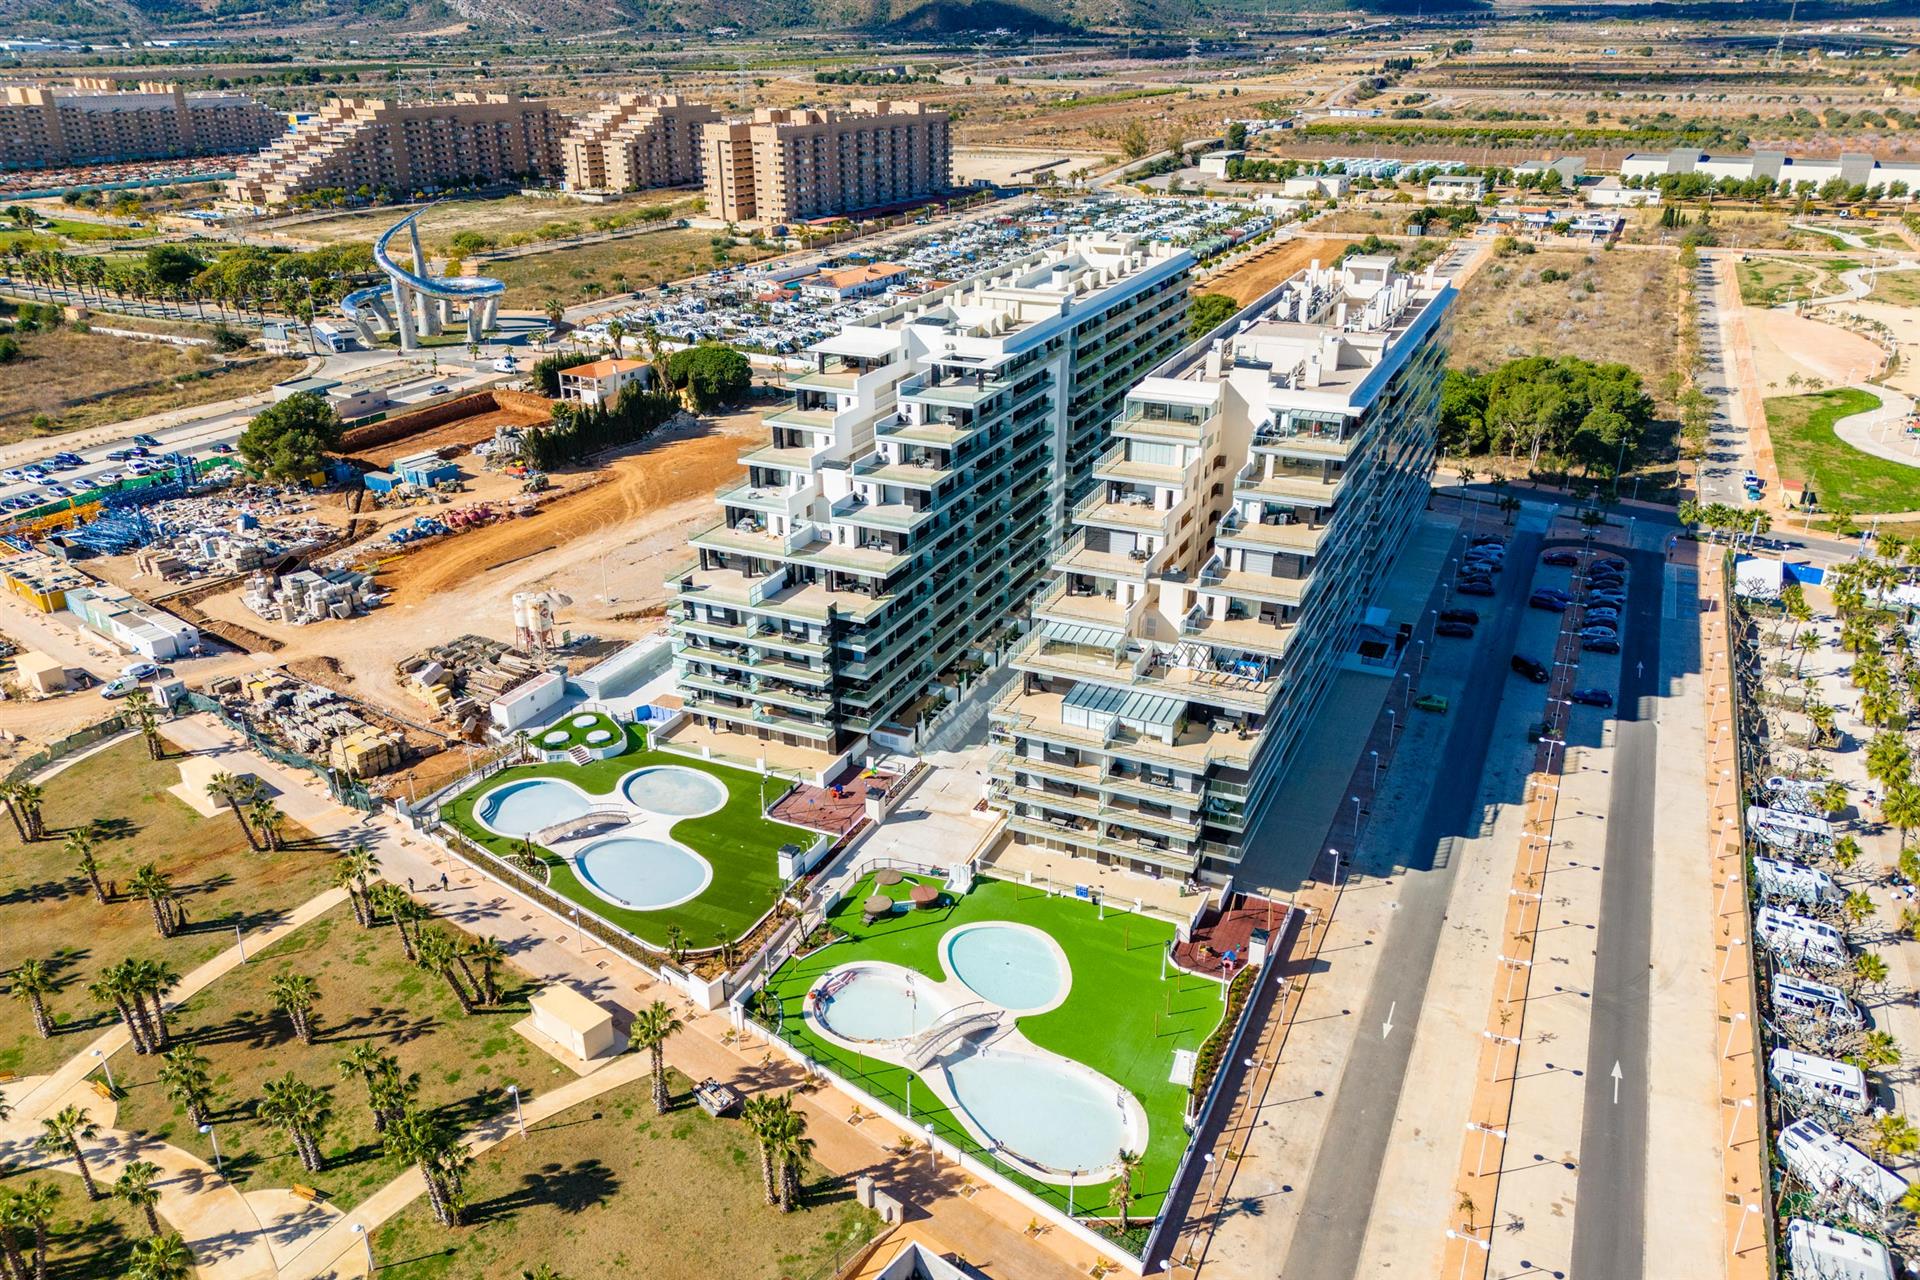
440,725 -> 810,949
756,872 -> 1230,1247
1735,257 -> 1819,308
1766,387 -> 1920,514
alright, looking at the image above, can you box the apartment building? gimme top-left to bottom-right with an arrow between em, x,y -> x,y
0,79 -> 282,171
560,94 -> 719,193
699,101 -> 950,225
988,255 -> 1454,878
1621,146 -> 1920,193
662,234 -> 1193,781
226,93 -> 561,208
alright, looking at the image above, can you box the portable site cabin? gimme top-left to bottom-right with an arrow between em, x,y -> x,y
1786,1218 -> 1894,1280
1772,974 -> 1866,1031
1756,906 -> 1849,969
1754,856 -> 1843,908
1778,1120 -> 1908,1224
1768,1048 -> 1871,1115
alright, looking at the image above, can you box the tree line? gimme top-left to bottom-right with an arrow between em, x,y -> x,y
1440,355 -> 1656,478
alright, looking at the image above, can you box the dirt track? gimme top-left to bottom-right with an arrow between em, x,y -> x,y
1205,235 -> 1359,306
350,406 -> 549,469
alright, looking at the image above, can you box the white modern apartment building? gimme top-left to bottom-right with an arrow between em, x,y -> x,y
662,234 -> 1194,781
988,255 -> 1454,878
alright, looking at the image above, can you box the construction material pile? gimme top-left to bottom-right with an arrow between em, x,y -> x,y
398,633 -> 546,735
128,486 -> 336,583
241,568 -> 378,625
205,669 -> 407,778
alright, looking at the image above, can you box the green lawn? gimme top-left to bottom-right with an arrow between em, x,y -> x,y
1869,270 -> 1920,308
0,1168 -> 153,1278
108,901 -> 549,1212
371,1068 -> 878,1280
756,873 -> 1229,1246
0,735 -> 335,1077
1735,257 -> 1818,308
1766,387 -> 1920,514
527,711 -> 623,753
440,724 -> 810,949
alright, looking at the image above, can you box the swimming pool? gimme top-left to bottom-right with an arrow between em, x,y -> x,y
474,778 -> 592,838
943,923 -> 1067,1012
574,837 -> 712,911
945,1047 -> 1139,1178
812,966 -> 953,1042
622,766 -> 728,818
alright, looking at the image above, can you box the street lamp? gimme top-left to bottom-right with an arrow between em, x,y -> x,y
1370,749 -> 1380,790
506,1084 -> 525,1138
351,1222 -> 375,1273
199,1121 -> 223,1175
925,1122 -> 936,1171
1351,795 -> 1362,833
91,1048 -> 113,1093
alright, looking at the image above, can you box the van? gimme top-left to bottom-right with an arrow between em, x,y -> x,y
1778,1120 -> 1907,1224
100,676 -> 137,700
1769,1048 -> 1870,1115
1755,906 -> 1849,968
1754,856 -> 1843,907
1772,974 -> 1865,1031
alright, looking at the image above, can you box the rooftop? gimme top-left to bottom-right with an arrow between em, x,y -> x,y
562,358 -> 648,379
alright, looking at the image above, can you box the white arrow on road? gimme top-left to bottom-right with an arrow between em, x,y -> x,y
1382,1001 -> 1396,1040
1611,1060 -> 1623,1104
1636,661 -> 1645,679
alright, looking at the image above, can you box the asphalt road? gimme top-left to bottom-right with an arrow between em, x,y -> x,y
1283,527 -> 1544,1280
1692,255 -> 1761,510
1565,543 -> 1666,1280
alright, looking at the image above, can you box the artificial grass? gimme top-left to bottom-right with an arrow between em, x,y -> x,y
0,735 -> 334,1077
440,724 -> 811,949
371,1067 -> 878,1280
528,711 -> 623,753
756,872 -> 1230,1244
1766,387 -> 1917,515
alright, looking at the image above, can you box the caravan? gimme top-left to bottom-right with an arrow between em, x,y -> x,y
1786,1218 -> 1895,1280
1754,856 -> 1843,907
1772,974 -> 1866,1031
1778,1120 -> 1908,1224
1756,906 -> 1850,968
1768,1048 -> 1871,1115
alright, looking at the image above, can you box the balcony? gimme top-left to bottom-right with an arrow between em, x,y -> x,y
718,478 -> 816,520
763,405 -> 839,432
1113,409 -> 1209,445
1198,557 -> 1309,608
1052,530 -> 1161,582
1033,578 -> 1133,630
1234,458 -> 1344,503
680,695 -> 834,742
853,451 -> 950,490
831,491 -> 935,533
1071,487 -> 1175,535
789,358 -> 865,392
1091,441 -> 1193,488
739,441 -> 830,472
1004,783 -> 1103,821
1012,628 -> 1141,685
1179,608 -> 1294,659
991,747 -> 1104,790
797,537 -> 909,577
1216,509 -> 1327,556
1253,424 -> 1352,460
899,371 -> 999,408
1100,800 -> 1202,842
672,561 -> 788,609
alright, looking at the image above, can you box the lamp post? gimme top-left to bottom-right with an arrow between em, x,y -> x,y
199,1122 -> 223,1175
506,1084 -> 525,1138
1724,1097 -> 1753,1149
1351,795 -> 1362,833
235,922 -> 247,961
925,1122 -> 936,1171
1730,1203 -> 1761,1256
351,1222 -> 375,1273
1370,749 -> 1380,790
91,1049 -> 113,1093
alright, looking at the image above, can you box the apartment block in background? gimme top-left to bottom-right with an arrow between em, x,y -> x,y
661,234 -> 1193,782
700,100 -> 950,225
560,94 -> 720,193
0,79 -> 283,171
226,93 -> 562,208
990,255 -> 1455,878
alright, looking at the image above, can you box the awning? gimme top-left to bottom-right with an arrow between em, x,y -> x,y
1040,620 -> 1125,651
1063,681 -> 1183,734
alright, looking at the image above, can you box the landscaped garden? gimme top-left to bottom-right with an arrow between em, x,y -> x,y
1766,387 -> 1916,514
0,1170 -> 155,1278
0,734 -> 334,1077
438,723 -> 812,951
370,1068 -> 878,1280
752,872 -> 1230,1247
527,710 -> 623,754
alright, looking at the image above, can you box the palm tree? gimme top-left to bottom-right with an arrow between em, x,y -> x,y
385,892 -> 428,962
92,965 -> 151,1055
1885,782 -> 1920,852
417,927 -> 475,1013
114,1160 -> 165,1236
338,844 -> 380,928
269,973 -> 320,1044
128,959 -> 177,1052
127,864 -> 180,938
339,1044 -> 414,1132
772,1099 -> 814,1213
741,1094 -> 782,1206
1,781 -> 46,841
10,957 -> 55,1038
1795,629 -> 1820,676
0,1190 -> 32,1280
258,1074 -> 332,1172
0,781 -> 28,842
246,797 -> 287,852
1854,950 -> 1891,993
1851,1029 -> 1902,1070
159,1046 -> 216,1127
1816,780 -> 1850,818
1870,1113 -> 1919,1161
205,772 -> 258,850
631,1000 -> 683,1115
521,1267 -> 570,1280
37,1105 -> 101,1199
65,828 -> 107,903
713,929 -> 735,970
664,923 -> 687,964
1107,1149 -> 1144,1231
384,1106 -> 469,1227
122,687 -> 166,761
5,1180 -> 56,1280
466,936 -> 506,1004
1844,890 -> 1877,927
127,1231 -> 195,1280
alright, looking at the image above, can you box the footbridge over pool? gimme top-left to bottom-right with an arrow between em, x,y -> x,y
343,206 -> 506,351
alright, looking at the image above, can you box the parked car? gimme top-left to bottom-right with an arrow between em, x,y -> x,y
123,446 -> 151,458
1529,593 -> 1569,612
1470,535 -> 1504,548
1440,608 -> 1480,625
1414,693 -> 1450,714
1570,688 -> 1614,708
1457,575 -> 1495,592
100,676 -> 138,699
210,442 -> 235,454
0,468 -> 26,483
40,483 -> 69,498
131,434 -> 160,447
1542,549 -> 1580,567
1579,626 -> 1620,642
427,383 -> 451,396
1586,591 -> 1627,608
1511,655 -> 1550,683
1464,554 -> 1503,572
106,449 -> 135,461
1435,620 -> 1475,638
1,495 -> 34,511
121,661 -> 160,681
94,472 -> 123,486
1593,556 -> 1628,573
1582,636 -> 1621,654
1584,607 -> 1622,624
1457,580 -> 1496,597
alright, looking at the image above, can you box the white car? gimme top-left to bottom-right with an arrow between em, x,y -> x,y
121,661 -> 161,681
1,468 -> 28,483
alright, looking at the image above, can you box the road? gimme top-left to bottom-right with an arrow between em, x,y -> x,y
1565,542 -> 1665,1280
1282,527 -> 1544,1280
1692,255 -> 1761,509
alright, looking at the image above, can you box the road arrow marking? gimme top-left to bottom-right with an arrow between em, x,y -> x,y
1611,1060 -> 1624,1104
1382,1001 -> 1396,1040
1636,661 -> 1645,679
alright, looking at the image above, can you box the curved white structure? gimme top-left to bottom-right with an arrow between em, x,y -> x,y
344,207 -> 507,351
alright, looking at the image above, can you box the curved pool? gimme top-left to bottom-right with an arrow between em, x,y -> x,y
475,778 -> 591,837
622,766 -> 727,818
812,966 -> 952,1042
944,923 -> 1067,1012
945,1048 -> 1138,1178
574,837 -> 712,911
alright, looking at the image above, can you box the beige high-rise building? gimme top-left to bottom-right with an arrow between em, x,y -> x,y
561,94 -> 719,194
0,78 -> 283,172
700,100 -> 950,225
225,92 -> 562,208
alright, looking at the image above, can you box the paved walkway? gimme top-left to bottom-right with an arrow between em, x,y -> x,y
1830,382 -> 1919,469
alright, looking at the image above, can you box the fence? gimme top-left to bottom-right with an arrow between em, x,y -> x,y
173,691 -> 378,811
4,715 -> 134,783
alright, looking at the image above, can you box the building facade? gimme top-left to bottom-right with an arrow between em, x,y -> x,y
700,101 -> 951,225
0,79 -> 283,171
226,93 -> 562,208
560,94 -> 720,193
662,234 -> 1193,780
988,255 -> 1454,878
1620,147 -> 1920,194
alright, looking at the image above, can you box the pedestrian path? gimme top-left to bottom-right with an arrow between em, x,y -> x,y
1830,383 -> 1918,469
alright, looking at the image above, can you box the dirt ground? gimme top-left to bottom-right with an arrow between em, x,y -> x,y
262,191 -> 691,253
1446,246 -> 1680,388
1204,235 -> 1360,307
0,329 -> 302,440
348,404 -> 548,469
1747,307 -> 1885,392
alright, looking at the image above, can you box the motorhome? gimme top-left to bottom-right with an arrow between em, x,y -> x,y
1769,1048 -> 1871,1115
1778,1120 -> 1908,1224
1756,906 -> 1849,968
1754,856 -> 1843,907
1786,1218 -> 1895,1280
1772,974 -> 1866,1031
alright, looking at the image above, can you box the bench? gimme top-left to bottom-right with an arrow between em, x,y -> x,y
290,1184 -> 325,1204
89,1080 -> 115,1101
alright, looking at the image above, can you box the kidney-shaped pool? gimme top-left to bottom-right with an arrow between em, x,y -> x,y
944,1047 -> 1142,1179
573,836 -> 712,911
942,923 -> 1068,1013
474,778 -> 591,838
